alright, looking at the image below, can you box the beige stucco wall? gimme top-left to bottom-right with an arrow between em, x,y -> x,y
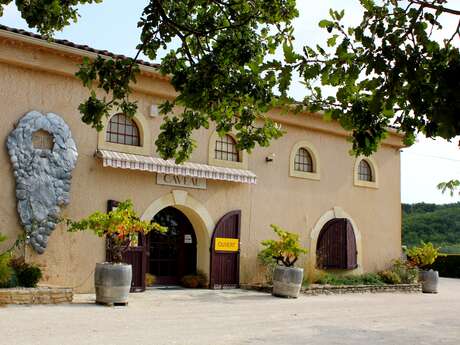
0,31 -> 403,292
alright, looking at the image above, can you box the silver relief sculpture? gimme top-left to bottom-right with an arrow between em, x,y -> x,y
6,111 -> 78,254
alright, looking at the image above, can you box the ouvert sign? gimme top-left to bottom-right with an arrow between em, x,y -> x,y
156,173 -> 207,189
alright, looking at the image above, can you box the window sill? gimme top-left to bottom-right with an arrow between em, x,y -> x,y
98,141 -> 150,156
289,170 -> 320,181
208,156 -> 248,170
354,180 -> 379,189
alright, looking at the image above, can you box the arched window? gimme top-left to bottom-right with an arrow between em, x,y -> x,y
106,114 -> 140,146
289,140 -> 320,180
358,159 -> 372,181
214,134 -> 239,162
316,218 -> 357,270
294,148 -> 313,172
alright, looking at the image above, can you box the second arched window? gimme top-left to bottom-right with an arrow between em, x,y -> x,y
106,114 -> 140,146
358,159 -> 373,181
294,148 -> 314,173
215,134 -> 239,162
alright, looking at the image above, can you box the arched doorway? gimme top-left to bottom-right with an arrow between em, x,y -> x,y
316,218 -> 357,270
148,207 -> 197,284
309,207 -> 363,276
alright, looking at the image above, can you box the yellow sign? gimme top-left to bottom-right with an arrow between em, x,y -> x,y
215,237 -> 239,252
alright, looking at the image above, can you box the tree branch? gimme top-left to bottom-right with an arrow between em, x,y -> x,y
410,0 -> 460,16
447,19 -> 460,45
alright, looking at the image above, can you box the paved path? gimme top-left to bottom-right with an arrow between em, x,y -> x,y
1,278 -> 459,345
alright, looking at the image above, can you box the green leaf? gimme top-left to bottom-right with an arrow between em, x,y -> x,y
319,19 -> 333,28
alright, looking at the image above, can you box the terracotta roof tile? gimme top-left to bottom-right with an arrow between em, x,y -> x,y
0,24 -> 160,69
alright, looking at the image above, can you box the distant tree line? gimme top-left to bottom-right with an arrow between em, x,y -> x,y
402,203 -> 460,253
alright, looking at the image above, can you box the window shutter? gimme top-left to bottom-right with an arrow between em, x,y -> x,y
346,220 -> 358,269
316,218 -> 358,270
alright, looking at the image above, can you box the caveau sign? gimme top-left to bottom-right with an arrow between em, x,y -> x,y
215,237 -> 239,252
156,173 -> 207,189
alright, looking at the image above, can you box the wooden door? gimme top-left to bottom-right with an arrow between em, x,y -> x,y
148,207 -> 197,284
316,218 -> 357,270
106,200 -> 148,292
210,210 -> 241,289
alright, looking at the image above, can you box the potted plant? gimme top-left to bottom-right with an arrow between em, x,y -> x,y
406,241 -> 442,293
259,224 -> 307,298
66,200 -> 165,305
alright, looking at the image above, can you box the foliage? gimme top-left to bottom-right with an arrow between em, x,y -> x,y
145,273 -> 156,287
0,233 -> 13,287
314,272 -> 385,286
379,259 -> 418,284
0,0 -> 103,37
2,1 -> 459,161
402,202 -> 460,252
298,0 -> 460,156
66,200 -> 166,263
406,241 -> 442,268
9,257 -> 43,288
73,0 -> 298,163
180,270 -> 208,288
379,270 -> 401,285
437,180 -> 460,197
259,224 -> 307,267
428,254 -> 460,278
257,249 -> 277,284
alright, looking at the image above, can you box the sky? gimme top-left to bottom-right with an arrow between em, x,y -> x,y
1,0 -> 459,204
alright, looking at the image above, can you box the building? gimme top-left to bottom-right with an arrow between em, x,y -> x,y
0,26 -> 404,292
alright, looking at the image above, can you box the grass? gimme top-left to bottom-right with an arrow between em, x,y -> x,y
315,273 -> 385,286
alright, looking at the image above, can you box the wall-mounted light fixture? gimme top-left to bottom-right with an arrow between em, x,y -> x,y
150,104 -> 159,118
265,153 -> 275,162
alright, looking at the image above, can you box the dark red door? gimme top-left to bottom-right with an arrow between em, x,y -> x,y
148,207 -> 197,284
122,234 -> 148,292
316,218 -> 358,270
210,210 -> 241,289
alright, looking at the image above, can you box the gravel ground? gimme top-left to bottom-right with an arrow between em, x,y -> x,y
1,278 -> 459,345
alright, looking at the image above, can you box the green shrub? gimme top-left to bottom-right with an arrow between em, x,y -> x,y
359,273 -> 386,285
257,250 -> 277,284
379,270 -> 402,284
17,266 -> 42,288
315,272 -> 385,286
0,233 -> 14,288
378,260 -> 418,284
428,254 -> 460,278
406,241 -> 442,268
9,257 -> 42,288
259,224 -> 307,267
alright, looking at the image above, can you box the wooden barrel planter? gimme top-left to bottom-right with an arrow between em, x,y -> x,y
272,266 -> 303,298
94,262 -> 132,305
419,269 -> 439,293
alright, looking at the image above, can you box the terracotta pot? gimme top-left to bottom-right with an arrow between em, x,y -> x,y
272,266 -> 303,298
94,262 -> 132,305
419,269 -> 439,293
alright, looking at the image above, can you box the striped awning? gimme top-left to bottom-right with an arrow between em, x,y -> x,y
95,149 -> 257,184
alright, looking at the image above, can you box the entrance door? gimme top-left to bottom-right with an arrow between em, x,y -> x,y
210,210 -> 241,289
148,207 -> 197,284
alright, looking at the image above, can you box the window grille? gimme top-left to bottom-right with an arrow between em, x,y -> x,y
358,160 -> 372,181
294,148 -> 313,172
106,114 -> 140,146
215,134 -> 239,162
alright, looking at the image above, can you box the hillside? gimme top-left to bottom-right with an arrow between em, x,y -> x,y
402,203 -> 460,253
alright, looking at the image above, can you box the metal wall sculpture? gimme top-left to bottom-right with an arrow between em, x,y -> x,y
6,111 -> 78,254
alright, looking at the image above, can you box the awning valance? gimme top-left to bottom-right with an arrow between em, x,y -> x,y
96,149 -> 257,184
